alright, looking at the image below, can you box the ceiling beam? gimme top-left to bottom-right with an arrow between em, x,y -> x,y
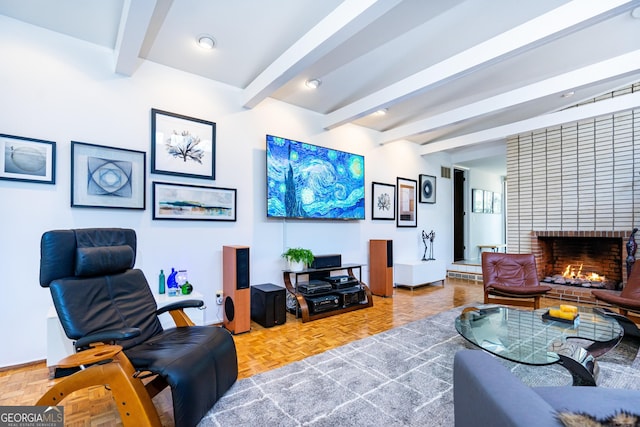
323,0 -> 636,130
241,0 -> 402,109
420,91 -> 640,155
380,49 -> 640,144
114,0 -> 158,76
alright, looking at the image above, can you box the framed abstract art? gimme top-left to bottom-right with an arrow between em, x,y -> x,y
0,133 -> 55,184
396,177 -> 417,227
71,141 -> 146,209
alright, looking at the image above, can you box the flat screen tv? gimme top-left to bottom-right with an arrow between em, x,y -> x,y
266,135 -> 365,220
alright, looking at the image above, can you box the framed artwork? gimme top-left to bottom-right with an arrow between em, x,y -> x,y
371,181 -> 395,220
484,191 -> 494,213
153,181 -> 237,221
71,141 -> 145,209
418,174 -> 436,204
0,133 -> 55,184
151,108 -> 216,180
472,189 -> 484,213
396,177 -> 417,227
493,192 -> 502,214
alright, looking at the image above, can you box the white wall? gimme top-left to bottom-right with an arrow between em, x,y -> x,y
468,169 -> 504,258
0,16 -> 453,367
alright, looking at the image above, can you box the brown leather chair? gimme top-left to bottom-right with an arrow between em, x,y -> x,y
482,252 -> 551,309
592,261 -> 640,318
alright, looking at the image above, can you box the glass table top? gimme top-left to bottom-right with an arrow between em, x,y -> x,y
455,305 -> 623,365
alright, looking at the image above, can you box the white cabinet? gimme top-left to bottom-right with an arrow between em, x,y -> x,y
394,260 -> 446,289
46,291 -> 206,375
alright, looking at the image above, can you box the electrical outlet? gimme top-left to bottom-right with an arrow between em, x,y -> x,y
216,290 -> 223,305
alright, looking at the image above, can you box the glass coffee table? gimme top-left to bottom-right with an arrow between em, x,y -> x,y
455,305 -> 623,386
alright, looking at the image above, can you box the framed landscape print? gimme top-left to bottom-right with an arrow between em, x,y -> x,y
418,174 -> 436,204
371,181 -> 395,220
151,108 -> 216,180
153,181 -> 236,221
0,133 -> 55,184
396,177 -> 417,227
71,141 -> 146,209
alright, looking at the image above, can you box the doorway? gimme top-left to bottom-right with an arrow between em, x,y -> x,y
453,168 -> 466,261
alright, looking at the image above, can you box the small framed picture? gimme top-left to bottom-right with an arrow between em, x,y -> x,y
151,108 -> 216,180
484,191 -> 494,213
493,192 -> 502,214
419,174 -> 436,204
153,181 -> 237,221
371,181 -> 395,220
0,133 -> 56,184
71,141 -> 146,209
472,189 -> 484,213
396,177 -> 417,227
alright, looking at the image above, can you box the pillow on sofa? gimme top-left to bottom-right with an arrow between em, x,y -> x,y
557,411 -> 640,427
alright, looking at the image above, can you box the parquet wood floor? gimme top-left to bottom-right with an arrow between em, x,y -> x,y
0,278 -> 564,426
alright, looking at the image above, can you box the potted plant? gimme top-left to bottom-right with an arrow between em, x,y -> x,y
282,247 -> 314,271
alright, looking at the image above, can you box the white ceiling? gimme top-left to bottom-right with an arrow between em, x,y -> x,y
1,0 -> 639,173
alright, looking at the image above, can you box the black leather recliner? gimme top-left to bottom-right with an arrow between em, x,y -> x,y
39,228 -> 238,427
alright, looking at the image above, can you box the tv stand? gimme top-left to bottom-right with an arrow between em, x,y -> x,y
283,263 -> 373,322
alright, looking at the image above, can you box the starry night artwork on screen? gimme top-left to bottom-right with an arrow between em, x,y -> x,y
266,135 -> 365,220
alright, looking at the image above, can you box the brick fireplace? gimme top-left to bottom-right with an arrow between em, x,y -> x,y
531,230 -> 630,304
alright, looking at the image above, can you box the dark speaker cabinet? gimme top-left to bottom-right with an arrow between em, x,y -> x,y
223,245 -> 251,334
251,283 -> 286,328
369,239 -> 394,297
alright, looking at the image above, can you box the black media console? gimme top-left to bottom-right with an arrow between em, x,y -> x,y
282,264 -> 373,322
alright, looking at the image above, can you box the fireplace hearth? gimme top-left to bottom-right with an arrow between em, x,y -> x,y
531,231 -> 628,292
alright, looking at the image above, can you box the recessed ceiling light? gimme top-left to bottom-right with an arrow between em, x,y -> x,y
197,34 -> 215,50
631,7 -> 640,19
305,79 -> 321,89
561,91 -> 575,98
374,108 -> 388,115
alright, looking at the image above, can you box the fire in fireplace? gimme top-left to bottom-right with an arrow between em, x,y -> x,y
541,263 -> 614,289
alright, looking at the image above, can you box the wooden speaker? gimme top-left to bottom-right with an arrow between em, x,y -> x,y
223,245 -> 251,334
369,239 -> 393,297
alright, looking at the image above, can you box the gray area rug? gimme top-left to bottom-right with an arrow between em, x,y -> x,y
198,306 -> 640,426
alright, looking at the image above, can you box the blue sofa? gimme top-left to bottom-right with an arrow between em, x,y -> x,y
453,349 -> 640,427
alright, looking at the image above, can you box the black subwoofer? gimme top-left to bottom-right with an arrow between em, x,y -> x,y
250,283 -> 286,328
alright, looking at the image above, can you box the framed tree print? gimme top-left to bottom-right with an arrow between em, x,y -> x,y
396,177 -> 417,227
71,141 -> 146,209
151,108 -> 216,180
419,174 -> 436,203
371,181 -> 395,220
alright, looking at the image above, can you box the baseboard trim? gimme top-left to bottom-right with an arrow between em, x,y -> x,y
447,270 -> 482,282
0,359 -> 45,373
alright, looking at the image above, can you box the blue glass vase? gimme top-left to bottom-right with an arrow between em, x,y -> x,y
167,268 -> 179,296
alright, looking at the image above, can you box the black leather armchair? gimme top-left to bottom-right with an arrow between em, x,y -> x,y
38,228 -> 238,427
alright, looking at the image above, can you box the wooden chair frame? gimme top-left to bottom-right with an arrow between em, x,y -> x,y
37,308 -> 195,426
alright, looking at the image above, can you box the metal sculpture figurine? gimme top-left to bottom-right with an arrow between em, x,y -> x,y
422,229 -> 436,261
626,227 -> 638,279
